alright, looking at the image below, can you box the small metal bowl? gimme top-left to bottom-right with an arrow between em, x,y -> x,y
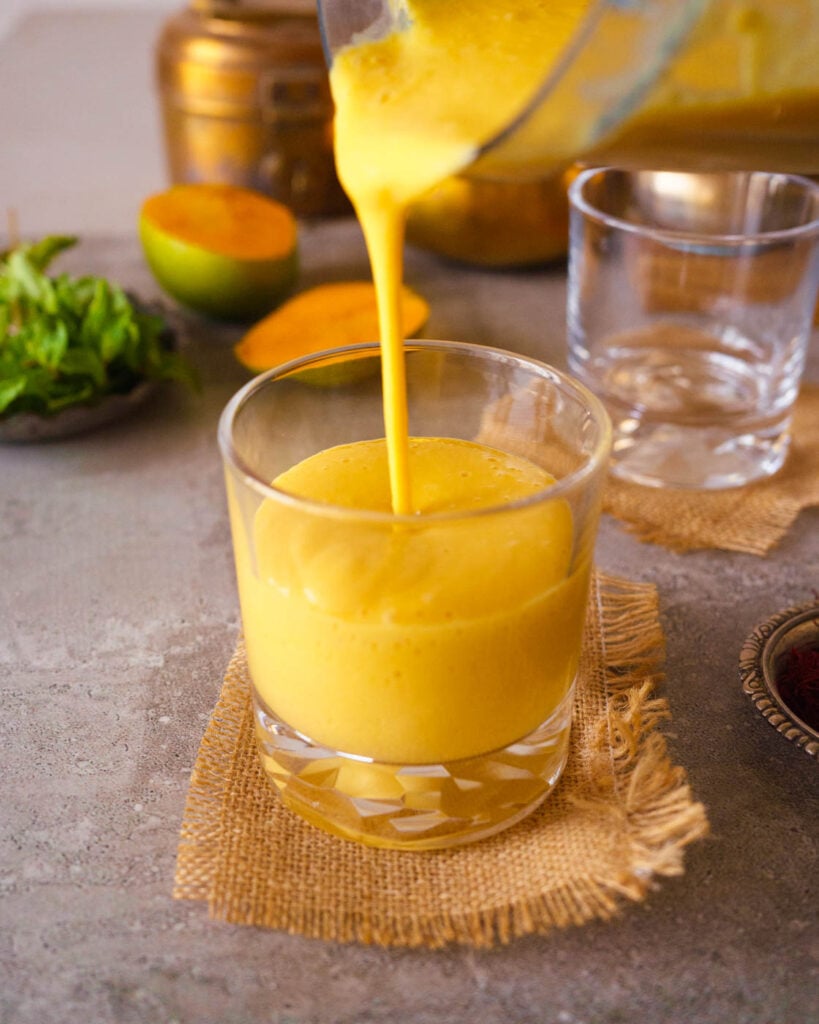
740,601 -> 819,759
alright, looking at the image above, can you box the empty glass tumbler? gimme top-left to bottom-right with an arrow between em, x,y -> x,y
567,167 -> 819,489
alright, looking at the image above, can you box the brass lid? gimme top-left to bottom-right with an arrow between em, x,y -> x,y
158,5 -> 325,67
157,5 -> 330,118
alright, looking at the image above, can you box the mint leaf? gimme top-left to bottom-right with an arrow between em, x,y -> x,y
0,376 -> 27,414
59,346 -> 106,387
4,248 -> 59,312
30,318 -> 69,370
20,235 -> 77,274
0,235 -> 199,419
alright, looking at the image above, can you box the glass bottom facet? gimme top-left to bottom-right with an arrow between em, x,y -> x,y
607,414 -> 792,489
252,686 -> 575,851
570,339 -> 796,489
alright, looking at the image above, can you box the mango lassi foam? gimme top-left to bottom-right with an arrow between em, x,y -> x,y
231,437 -> 589,765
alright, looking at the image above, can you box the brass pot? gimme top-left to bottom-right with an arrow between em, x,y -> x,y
156,1 -> 350,218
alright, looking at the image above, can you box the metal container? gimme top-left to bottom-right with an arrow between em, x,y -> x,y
741,600 -> 819,759
156,0 -> 349,217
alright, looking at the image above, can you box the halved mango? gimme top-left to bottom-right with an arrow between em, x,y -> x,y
139,183 -> 298,321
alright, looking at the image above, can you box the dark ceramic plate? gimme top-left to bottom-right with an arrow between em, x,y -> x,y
0,380 -> 161,442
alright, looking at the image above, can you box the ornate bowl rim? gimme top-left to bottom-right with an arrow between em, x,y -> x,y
739,600 -> 819,759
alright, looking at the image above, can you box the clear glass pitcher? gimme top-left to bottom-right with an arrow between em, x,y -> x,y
318,0 -> 819,176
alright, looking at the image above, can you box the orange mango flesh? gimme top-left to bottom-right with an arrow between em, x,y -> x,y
139,183 -> 299,321
234,281 -> 429,373
141,183 -> 296,261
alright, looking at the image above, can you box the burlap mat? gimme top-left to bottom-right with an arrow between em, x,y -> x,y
603,385 -> 819,555
174,571 -> 708,947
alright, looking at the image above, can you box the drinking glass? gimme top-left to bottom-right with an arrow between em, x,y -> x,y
218,341 -> 611,849
567,167 -> 819,489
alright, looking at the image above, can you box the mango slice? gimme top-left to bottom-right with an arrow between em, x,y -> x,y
233,280 -> 429,384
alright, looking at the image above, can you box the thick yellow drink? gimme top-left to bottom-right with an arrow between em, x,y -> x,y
234,436 -> 587,765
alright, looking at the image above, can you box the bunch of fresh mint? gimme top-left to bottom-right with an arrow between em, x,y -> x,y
0,235 -> 198,417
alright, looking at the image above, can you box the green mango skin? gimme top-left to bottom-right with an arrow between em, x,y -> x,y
139,216 -> 298,322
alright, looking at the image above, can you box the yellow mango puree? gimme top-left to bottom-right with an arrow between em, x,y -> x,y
234,437 -> 589,764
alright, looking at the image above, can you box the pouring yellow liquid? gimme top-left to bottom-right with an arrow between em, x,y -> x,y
328,0 -> 819,516
233,0 -> 599,771
257,0 -> 819,766
331,0 -> 593,513
240,3 -> 597,762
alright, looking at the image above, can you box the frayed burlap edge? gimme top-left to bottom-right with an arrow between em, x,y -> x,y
603,384 -> 819,555
173,571 -> 709,947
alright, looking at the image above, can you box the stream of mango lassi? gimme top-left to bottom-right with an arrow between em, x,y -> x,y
330,0 -> 592,514
327,0 -> 819,517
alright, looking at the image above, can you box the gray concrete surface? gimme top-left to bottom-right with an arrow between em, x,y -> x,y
1,9 -> 818,1024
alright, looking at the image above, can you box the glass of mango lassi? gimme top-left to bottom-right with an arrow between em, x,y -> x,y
219,340 -> 610,850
